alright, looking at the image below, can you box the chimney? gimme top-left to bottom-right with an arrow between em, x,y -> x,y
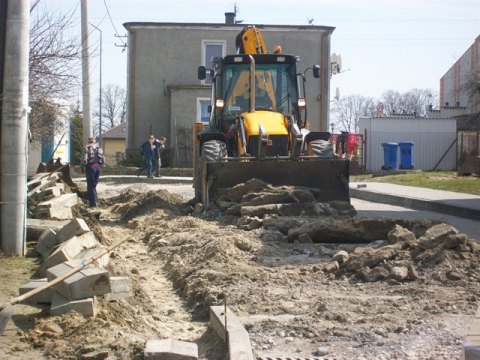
225,12 -> 236,25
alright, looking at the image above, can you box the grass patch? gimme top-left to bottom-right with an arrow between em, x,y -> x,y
351,171 -> 480,196
0,254 -> 39,298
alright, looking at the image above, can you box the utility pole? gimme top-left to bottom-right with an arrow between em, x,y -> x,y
81,0 -> 92,146
0,0 -> 30,255
90,22 -> 102,146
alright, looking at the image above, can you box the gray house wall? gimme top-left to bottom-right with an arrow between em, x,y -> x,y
124,22 -> 334,166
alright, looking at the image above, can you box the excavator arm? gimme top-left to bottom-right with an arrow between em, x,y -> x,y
235,26 -> 267,54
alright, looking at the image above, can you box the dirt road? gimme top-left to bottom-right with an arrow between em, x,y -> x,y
1,180 -> 478,359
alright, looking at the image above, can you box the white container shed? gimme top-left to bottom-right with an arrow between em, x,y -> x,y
359,117 -> 457,172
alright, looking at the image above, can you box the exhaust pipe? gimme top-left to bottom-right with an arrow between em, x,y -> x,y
249,55 -> 255,113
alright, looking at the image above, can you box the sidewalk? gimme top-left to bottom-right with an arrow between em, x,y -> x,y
350,182 -> 480,221
72,175 -> 193,185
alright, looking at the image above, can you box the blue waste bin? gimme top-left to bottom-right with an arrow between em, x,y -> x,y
381,142 -> 398,170
399,141 -> 414,169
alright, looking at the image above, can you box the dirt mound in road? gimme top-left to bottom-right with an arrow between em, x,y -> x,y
213,179 -> 357,219
110,189 -> 186,221
99,188 -> 142,207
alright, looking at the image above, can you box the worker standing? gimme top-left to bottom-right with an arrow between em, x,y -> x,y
138,135 -> 156,178
83,137 -> 104,207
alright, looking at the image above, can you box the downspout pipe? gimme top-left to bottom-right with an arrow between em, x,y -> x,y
0,0 -> 30,255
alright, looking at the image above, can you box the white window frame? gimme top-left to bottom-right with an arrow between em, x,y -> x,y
197,97 -> 211,123
201,40 -> 226,85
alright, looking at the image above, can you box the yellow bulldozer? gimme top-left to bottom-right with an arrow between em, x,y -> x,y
193,26 -> 349,206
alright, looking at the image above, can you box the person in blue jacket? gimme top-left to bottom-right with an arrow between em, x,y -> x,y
137,135 -> 156,178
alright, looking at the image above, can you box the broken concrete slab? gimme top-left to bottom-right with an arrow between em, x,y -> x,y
77,247 -> 110,269
27,172 -> 60,192
105,277 -> 132,301
144,339 -> 198,360
210,305 -> 254,360
47,260 -> 111,300
35,204 -> 73,220
76,231 -> 99,249
29,186 -> 62,203
45,237 -> 84,269
18,278 -> 53,304
36,228 -> 59,258
45,232 -> 99,269
50,292 -> 97,317
27,218 -> 69,242
55,218 -> 90,244
387,225 -> 416,244
287,217 -> 439,244
36,193 -> 78,220
418,223 -> 459,249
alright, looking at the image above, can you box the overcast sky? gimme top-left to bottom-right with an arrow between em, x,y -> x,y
41,0 -> 479,102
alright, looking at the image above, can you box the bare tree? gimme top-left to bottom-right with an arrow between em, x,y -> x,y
94,84 -> 126,134
380,88 -> 437,117
332,94 -> 376,132
28,2 -> 81,142
380,90 -> 402,116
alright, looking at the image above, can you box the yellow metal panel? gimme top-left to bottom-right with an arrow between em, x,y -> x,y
243,111 -> 288,136
240,27 -> 267,54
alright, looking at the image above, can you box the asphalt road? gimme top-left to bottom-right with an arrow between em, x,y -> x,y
352,198 -> 480,241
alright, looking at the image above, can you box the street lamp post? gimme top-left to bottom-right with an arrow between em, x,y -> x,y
90,22 -> 102,146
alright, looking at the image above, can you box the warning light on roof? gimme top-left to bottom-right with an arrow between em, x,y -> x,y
273,45 -> 282,54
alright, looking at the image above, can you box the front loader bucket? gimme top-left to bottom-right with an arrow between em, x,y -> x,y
37,161 -> 77,189
203,158 -> 350,204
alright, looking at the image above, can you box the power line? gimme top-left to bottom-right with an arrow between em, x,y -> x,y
102,0 -> 126,45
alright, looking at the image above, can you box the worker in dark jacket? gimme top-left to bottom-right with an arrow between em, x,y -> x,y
137,135 -> 156,178
153,137 -> 166,177
83,137 -> 104,207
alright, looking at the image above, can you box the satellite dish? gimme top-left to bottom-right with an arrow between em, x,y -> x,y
337,54 -> 342,73
330,53 -> 342,75
335,87 -> 340,101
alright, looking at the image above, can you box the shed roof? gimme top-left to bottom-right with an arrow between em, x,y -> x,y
103,123 -> 127,139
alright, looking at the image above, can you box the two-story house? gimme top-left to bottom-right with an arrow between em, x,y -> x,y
124,14 -> 335,166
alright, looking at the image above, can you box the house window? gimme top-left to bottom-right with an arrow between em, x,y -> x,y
202,40 -> 226,84
197,98 -> 211,123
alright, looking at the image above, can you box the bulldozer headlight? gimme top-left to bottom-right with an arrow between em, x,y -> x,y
298,98 -> 306,110
215,99 -> 225,109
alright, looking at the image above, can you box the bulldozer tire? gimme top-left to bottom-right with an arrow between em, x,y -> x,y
310,139 -> 334,158
202,140 -> 227,162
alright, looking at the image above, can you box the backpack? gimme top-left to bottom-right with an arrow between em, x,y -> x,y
86,144 -> 104,165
